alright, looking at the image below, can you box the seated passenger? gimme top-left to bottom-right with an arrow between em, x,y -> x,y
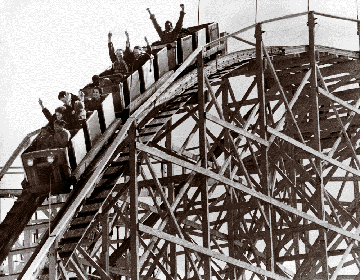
81,75 -> 112,93
33,126 -> 54,151
52,120 -> 71,148
38,99 -> 67,131
147,4 -> 185,45
58,91 -> 86,130
99,32 -> 129,79
85,87 -> 105,112
125,35 -> 153,72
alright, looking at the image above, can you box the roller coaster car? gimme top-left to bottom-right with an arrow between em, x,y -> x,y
21,22 -> 223,195
21,148 -> 73,194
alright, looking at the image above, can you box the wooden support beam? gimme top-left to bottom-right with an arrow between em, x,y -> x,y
222,77 -> 236,280
48,239 -> 58,280
256,23 -> 275,276
77,246 -> 113,280
198,50 -> 212,280
101,211 -> 109,274
70,256 -> 89,280
166,120 -> 177,280
205,114 -> 269,146
129,120 -> 140,280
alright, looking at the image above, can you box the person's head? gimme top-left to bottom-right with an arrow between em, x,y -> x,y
133,46 -> 142,59
92,87 -> 102,100
115,49 -> 124,60
54,120 -> 66,132
165,21 -> 173,32
92,75 -> 100,86
40,126 -> 51,136
58,91 -> 70,105
55,106 -> 66,120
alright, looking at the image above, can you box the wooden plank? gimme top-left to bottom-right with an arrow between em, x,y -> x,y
84,110 -> 102,150
71,128 -> 87,165
139,59 -> 155,93
178,35 -> 193,64
126,70 -> 142,102
154,47 -> 169,80
100,93 -> 116,132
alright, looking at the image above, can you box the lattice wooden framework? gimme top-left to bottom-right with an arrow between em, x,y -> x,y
3,10 -> 360,280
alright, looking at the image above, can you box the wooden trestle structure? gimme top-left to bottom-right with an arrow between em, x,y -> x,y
3,10 -> 360,280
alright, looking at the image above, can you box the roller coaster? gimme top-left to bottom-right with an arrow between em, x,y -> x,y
1,10 -> 360,280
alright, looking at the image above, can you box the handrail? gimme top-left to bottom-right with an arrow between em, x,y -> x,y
0,129 -> 40,181
315,11 -> 360,23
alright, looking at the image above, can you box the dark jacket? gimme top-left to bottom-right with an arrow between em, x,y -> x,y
150,11 -> 185,44
63,94 -> 86,130
126,45 -> 153,72
108,42 -> 129,73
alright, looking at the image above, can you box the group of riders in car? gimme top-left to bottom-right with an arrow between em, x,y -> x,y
32,4 -> 186,152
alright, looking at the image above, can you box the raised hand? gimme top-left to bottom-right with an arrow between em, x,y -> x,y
180,4 -> 184,12
38,98 -> 44,109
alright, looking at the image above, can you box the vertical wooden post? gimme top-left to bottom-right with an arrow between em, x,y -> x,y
357,21 -> 360,52
49,238 -> 58,280
8,254 -> 13,275
101,211 -> 109,274
129,119 -> 140,280
197,49 -> 211,280
165,119 -> 177,280
23,229 -> 31,264
223,81 -> 236,280
256,23 -> 275,275
308,11 -> 329,279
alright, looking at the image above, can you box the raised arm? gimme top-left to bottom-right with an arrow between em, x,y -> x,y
147,8 -> 163,39
125,30 -> 130,50
108,32 -> 117,63
144,36 -> 152,55
39,98 -> 52,122
173,4 -> 185,37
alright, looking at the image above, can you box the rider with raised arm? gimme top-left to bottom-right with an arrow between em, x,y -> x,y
147,4 -> 185,44
100,31 -> 129,78
124,32 -> 153,72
